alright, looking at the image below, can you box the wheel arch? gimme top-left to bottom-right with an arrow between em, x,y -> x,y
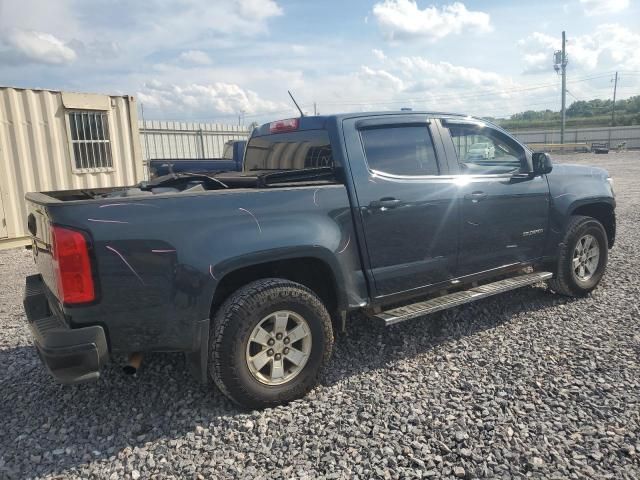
569,200 -> 615,248
209,248 -> 346,320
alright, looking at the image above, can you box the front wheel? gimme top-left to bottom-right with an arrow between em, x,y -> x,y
548,215 -> 608,297
210,279 -> 333,409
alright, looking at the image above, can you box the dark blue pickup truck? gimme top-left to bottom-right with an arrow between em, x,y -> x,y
23,112 -> 615,408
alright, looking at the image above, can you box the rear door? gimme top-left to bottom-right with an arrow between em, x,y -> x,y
439,119 -> 550,276
342,115 -> 459,298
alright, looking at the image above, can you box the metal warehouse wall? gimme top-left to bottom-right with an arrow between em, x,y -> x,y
139,120 -> 249,161
0,87 -> 144,246
510,125 -> 640,149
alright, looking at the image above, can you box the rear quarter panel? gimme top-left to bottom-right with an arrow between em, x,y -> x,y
44,185 -> 364,352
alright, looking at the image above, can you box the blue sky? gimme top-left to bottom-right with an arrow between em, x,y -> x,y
1,0 -> 639,124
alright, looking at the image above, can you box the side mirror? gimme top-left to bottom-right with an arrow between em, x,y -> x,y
532,152 -> 553,175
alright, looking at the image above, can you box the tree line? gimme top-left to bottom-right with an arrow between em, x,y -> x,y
492,95 -> 640,129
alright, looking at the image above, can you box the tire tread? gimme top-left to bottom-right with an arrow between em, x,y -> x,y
210,278 -> 333,409
548,215 -> 607,297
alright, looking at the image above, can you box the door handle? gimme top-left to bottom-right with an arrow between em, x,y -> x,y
369,197 -> 402,209
464,191 -> 487,203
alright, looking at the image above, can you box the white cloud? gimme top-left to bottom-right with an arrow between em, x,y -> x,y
396,56 -> 508,89
0,0 -> 78,35
372,48 -> 386,61
0,29 -> 76,65
519,25 -> 640,74
137,80 -> 289,118
360,66 -> 404,91
522,52 -> 550,74
372,0 -> 492,41
179,50 -> 212,65
285,54 -> 537,120
580,0 -> 629,16
234,0 -> 283,20
518,32 -> 557,74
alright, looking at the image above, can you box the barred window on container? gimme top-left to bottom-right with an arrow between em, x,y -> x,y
68,111 -> 113,170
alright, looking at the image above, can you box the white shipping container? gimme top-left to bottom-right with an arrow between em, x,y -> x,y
0,86 -> 144,248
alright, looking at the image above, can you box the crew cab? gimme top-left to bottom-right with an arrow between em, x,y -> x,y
23,112 -> 616,408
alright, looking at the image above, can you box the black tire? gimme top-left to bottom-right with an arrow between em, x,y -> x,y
210,278 -> 333,409
548,215 -> 608,297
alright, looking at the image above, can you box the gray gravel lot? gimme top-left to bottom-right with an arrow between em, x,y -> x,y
1,151 -> 640,479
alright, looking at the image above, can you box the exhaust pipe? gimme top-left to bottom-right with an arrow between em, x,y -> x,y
123,352 -> 143,375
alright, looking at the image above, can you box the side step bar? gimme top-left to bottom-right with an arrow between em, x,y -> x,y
373,271 -> 553,326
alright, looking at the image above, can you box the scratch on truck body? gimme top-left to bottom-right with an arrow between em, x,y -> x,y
99,203 -> 159,209
88,219 -> 129,224
553,193 -> 575,199
337,234 -> 351,254
238,208 -> 262,234
106,245 -> 146,285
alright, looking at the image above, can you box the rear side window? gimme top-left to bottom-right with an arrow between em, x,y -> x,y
244,130 -> 333,171
360,126 -> 439,176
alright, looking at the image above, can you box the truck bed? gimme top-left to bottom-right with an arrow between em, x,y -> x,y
24,178 -> 362,355
29,168 -> 339,204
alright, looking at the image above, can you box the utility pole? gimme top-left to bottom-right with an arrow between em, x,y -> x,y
560,31 -> 567,144
554,32 -> 568,144
611,71 -> 618,126
313,102 -> 317,116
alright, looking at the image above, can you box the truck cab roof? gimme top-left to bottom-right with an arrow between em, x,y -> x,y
252,111 -> 474,137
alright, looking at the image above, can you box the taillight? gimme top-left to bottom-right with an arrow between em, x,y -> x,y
269,118 -> 299,133
51,226 -> 95,304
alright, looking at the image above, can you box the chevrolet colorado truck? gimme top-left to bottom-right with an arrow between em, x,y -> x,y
23,112 -> 615,408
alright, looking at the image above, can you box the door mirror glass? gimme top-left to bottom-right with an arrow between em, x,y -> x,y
532,152 -> 553,175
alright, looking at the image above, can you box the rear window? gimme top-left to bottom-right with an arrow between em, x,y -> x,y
244,130 -> 333,171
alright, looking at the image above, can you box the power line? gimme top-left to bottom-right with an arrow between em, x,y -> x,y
313,73 -> 614,108
566,89 -> 581,101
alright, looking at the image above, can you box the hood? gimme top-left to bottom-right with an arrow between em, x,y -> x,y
545,162 -> 614,202
548,163 -> 609,180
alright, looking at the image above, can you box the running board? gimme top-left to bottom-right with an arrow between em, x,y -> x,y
373,271 -> 553,326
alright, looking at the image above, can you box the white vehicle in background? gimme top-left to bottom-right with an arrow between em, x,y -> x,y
466,142 -> 495,161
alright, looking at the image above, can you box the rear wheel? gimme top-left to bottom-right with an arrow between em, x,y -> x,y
549,215 -> 608,297
210,278 -> 333,409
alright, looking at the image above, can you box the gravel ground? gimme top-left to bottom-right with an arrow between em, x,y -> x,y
1,151 -> 639,479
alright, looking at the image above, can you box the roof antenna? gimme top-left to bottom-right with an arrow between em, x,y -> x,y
288,90 -> 305,117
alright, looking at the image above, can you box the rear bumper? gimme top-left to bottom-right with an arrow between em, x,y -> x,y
23,274 -> 108,384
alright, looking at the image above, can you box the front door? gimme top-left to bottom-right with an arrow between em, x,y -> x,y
440,120 -> 550,276
343,116 -> 459,298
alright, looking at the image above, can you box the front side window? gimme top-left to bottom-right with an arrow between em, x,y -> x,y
446,124 -> 524,175
360,125 -> 439,176
68,111 -> 113,170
